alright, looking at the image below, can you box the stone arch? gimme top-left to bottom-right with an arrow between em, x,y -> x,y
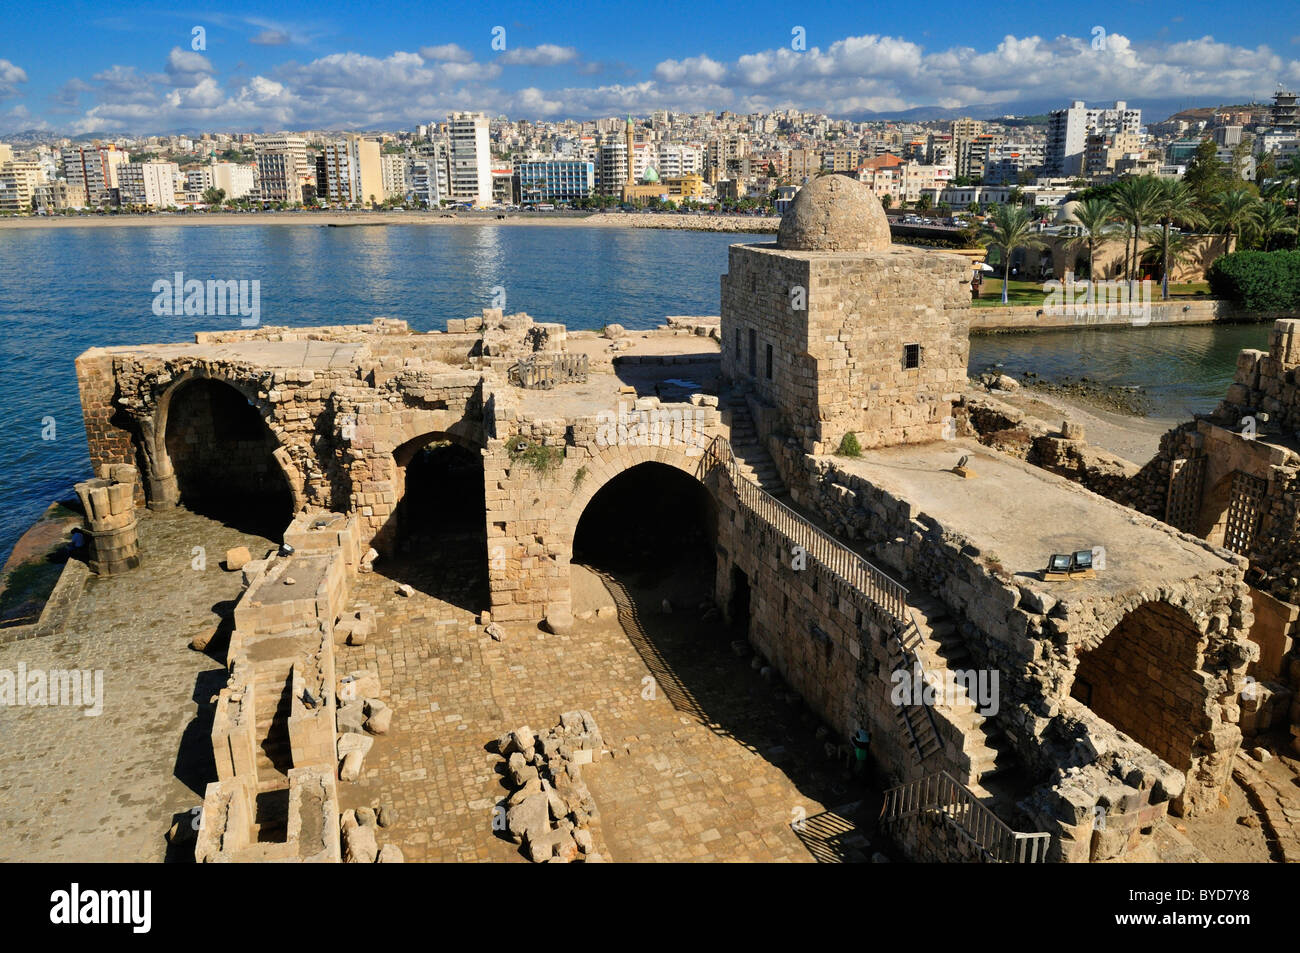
353,408 -> 486,552
367,426 -> 490,611
556,442 -> 715,545
561,444 -> 720,612
152,372 -> 301,530
145,369 -> 304,515
1067,600 -> 1209,778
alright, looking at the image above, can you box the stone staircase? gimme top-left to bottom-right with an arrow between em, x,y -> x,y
893,594 -> 1022,809
723,397 -> 788,497
253,667 -> 293,786
251,666 -> 293,841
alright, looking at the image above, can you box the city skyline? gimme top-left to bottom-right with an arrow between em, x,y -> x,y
1,0 -> 1299,135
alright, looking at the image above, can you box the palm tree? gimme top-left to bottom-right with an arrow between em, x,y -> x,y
1111,175 -> 1164,285
1211,189 -> 1261,252
1065,197 -> 1117,280
1152,178 -> 1205,299
1256,201 -> 1297,250
981,204 -> 1044,304
1286,155 -> 1300,248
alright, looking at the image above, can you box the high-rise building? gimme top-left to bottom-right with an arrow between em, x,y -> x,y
254,135 -> 310,203
597,137 -> 628,197
1045,101 -> 1141,177
407,140 -> 450,207
517,159 -> 595,204
318,135 -> 382,206
60,145 -> 128,205
255,151 -> 303,204
380,152 -> 407,199
0,159 -> 46,212
950,118 -> 984,179
448,112 -> 492,206
117,161 -> 181,208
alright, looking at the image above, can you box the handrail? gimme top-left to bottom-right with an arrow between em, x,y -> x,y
508,352 -> 589,389
881,771 -> 1050,863
699,434 -> 910,626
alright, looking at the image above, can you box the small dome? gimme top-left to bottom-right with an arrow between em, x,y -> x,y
643,166 -> 660,183
1056,200 -> 1080,225
777,174 -> 891,252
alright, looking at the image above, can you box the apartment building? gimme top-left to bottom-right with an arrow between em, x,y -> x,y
517,159 -> 595,204
254,134 -> 311,203
32,180 -> 87,212
597,136 -> 628,197
1045,101 -> 1142,176
448,112 -> 493,206
380,152 -> 407,199
255,151 -> 303,204
984,142 -> 1045,185
60,145 -> 128,205
117,161 -> 181,208
0,159 -> 46,212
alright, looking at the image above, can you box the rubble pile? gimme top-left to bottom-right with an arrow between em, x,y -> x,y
497,711 -> 606,863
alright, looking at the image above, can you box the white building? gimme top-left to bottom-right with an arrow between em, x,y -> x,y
213,162 -> 255,199
381,152 -> 407,199
117,161 -> 181,208
1045,101 -> 1142,177
407,141 -> 450,207
254,135 -> 310,203
448,112 -> 492,206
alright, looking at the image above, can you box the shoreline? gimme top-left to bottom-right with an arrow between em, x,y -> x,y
0,209 -> 780,232
991,386 -> 1178,464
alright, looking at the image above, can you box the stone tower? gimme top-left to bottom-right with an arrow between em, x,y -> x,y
720,174 -> 971,454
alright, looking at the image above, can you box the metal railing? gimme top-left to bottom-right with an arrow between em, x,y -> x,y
700,435 -> 909,624
508,352 -> 589,390
881,771 -> 1050,863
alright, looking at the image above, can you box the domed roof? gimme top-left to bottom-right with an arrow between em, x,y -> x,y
643,166 -> 660,183
776,174 -> 891,252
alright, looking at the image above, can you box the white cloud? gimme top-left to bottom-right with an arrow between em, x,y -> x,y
0,58 -> 27,99
46,31 -> 1300,133
420,43 -> 474,63
498,45 -> 579,67
251,29 -> 291,47
164,48 -> 216,87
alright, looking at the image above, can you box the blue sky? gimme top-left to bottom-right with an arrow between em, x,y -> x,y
0,0 -> 1297,133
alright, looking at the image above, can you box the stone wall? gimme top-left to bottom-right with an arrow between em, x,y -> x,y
710,466 -> 992,787
956,395 -> 1163,513
720,243 -> 970,454
967,297 -> 1285,333
482,397 -> 722,625
780,450 -> 1254,836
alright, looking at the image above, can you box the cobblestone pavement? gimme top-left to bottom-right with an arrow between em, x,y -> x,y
0,511 -> 876,863
339,552 -> 878,863
0,508 -> 276,862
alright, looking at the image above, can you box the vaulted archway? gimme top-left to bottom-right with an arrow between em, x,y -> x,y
1069,600 -> 1208,782
378,430 -> 489,611
160,376 -> 293,536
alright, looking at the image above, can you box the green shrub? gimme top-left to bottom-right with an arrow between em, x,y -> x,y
508,440 -> 564,475
1207,249 -> 1300,313
836,432 -> 862,457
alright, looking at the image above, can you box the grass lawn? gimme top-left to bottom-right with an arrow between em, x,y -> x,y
972,278 -> 1213,307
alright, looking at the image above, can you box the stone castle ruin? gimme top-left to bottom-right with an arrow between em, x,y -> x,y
72,175 -> 1275,863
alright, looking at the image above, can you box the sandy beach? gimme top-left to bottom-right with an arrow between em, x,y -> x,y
0,209 -> 781,232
